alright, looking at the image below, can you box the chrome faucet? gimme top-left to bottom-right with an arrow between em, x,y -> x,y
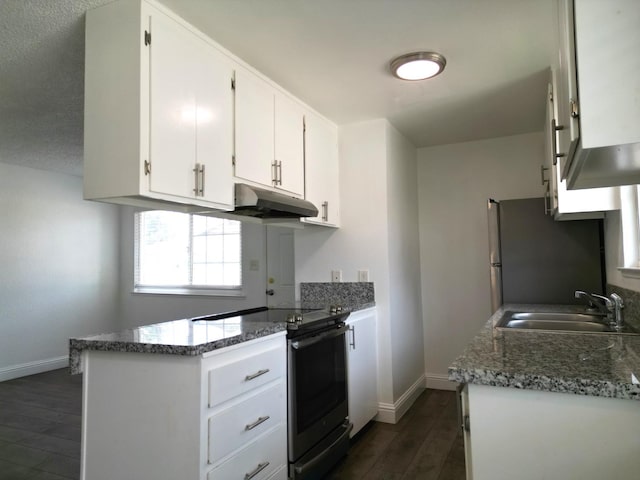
574,290 -> 624,331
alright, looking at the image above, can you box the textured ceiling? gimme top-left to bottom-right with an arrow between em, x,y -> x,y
0,0 -> 556,177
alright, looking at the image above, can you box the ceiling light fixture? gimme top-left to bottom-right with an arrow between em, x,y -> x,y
390,51 -> 446,81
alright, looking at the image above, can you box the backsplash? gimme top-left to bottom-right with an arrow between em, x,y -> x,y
607,284 -> 640,330
300,282 -> 375,308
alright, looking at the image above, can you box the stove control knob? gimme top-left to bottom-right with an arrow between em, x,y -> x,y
286,313 -> 303,325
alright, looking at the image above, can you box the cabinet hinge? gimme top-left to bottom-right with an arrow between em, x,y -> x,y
232,154 -> 236,166
570,98 -> 579,118
231,78 -> 235,90
144,30 -> 151,46
144,160 -> 151,175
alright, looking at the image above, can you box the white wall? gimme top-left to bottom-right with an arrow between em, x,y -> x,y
0,162 -> 120,380
385,122 -> 425,399
117,207 -> 270,329
295,119 -> 424,411
417,133 -> 545,383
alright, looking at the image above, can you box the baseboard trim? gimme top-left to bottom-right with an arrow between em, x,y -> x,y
426,373 -> 458,391
0,356 -> 69,382
375,374 -> 426,424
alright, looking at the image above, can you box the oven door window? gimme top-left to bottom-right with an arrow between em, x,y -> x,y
293,332 -> 347,433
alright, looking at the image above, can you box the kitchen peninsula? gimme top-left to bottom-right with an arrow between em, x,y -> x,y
449,304 -> 640,480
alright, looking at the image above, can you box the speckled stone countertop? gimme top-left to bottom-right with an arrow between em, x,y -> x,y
448,304 -> 640,401
69,304 -> 374,374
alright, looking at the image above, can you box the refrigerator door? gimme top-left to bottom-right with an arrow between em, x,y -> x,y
487,199 -> 503,313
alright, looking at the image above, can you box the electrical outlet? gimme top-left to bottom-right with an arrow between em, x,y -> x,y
331,270 -> 342,282
358,270 -> 369,282
249,259 -> 260,271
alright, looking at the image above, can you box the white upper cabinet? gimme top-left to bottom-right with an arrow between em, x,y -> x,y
84,0 -> 234,210
556,0 -> 640,189
234,66 -> 276,188
274,92 -> 305,196
544,75 -> 619,220
302,111 -> 340,227
234,67 -> 305,197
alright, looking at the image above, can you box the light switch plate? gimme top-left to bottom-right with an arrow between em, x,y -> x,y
357,270 -> 369,282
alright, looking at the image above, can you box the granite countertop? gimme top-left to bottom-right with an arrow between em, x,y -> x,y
448,304 -> 640,401
69,303 -> 375,374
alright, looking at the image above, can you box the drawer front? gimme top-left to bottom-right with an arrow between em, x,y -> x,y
208,381 -> 286,464
208,344 -> 285,408
207,423 -> 286,480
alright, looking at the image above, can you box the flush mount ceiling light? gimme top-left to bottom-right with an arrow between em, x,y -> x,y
390,51 -> 446,81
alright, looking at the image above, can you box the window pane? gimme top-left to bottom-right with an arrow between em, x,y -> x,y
138,211 -> 189,286
136,211 -> 242,290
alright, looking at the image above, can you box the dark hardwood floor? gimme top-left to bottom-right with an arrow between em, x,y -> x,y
327,389 -> 465,480
0,369 -> 82,480
0,369 -> 464,480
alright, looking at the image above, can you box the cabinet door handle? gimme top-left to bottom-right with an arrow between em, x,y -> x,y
540,165 -> 548,186
245,368 -> 270,381
551,119 -> 565,166
544,182 -> 551,215
200,164 -> 205,196
348,325 -> 356,349
271,160 -> 278,185
245,415 -> 270,431
245,461 -> 270,480
193,164 -> 200,195
277,160 -> 283,185
322,201 -> 329,222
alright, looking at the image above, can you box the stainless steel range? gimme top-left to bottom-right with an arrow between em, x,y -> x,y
284,306 -> 352,480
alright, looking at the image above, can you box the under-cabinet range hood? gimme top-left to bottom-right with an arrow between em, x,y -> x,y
232,183 -> 318,219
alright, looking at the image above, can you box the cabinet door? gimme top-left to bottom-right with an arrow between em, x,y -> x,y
556,0 -> 580,179
149,9 -> 198,199
235,67 -> 275,187
274,92 -> 304,196
303,112 -> 340,227
346,309 -> 378,437
195,40 -> 234,208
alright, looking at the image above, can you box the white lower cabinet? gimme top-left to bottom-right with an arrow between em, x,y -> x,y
80,333 -> 287,480
346,308 -> 378,436
465,383 -> 640,480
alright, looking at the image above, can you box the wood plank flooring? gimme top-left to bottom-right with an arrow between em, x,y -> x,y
0,369 -> 465,480
327,389 -> 465,480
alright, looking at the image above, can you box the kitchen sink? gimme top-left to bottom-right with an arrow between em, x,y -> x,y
495,311 -> 639,335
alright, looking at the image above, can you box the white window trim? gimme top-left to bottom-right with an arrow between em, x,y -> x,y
133,211 -> 245,297
618,185 -> 640,278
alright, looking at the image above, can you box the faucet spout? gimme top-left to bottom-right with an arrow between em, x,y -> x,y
574,290 -> 625,331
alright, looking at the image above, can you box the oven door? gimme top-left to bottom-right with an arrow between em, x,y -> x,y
288,323 -> 349,462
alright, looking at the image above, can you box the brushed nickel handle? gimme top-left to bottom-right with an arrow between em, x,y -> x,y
322,201 -> 328,222
272,160 -> 278,185
245,462 -> 270,480
245,368 -> 269,381
348,325 -> 355,349
245,415 -> 270,431
540,165 -> 548,186
200,164 -> 205,196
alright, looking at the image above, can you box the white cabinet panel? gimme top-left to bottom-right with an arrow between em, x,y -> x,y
274,92 -> 304,195
208,381 -> 285,464
346,308 -> 378,437
234,66 -> 275,188
302,111 -> 340,227
207,424 -> 287,480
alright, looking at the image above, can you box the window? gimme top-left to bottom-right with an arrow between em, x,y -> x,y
619,185 -> 640,276
134,211 -> 242,295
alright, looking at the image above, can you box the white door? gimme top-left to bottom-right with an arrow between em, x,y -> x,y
265,226 -> 295,307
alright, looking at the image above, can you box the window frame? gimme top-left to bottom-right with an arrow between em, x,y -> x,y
618,185 -> 640,278
133,211 -> 245,297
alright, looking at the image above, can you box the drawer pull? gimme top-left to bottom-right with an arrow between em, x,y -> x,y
245,368 -> 270,382
245,415 -> 270,431
245,461 -> 270,480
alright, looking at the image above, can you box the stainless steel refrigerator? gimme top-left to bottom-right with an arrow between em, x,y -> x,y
488,198 -> 604,312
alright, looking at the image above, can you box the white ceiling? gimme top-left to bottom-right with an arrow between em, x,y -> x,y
0,0 -> 556,177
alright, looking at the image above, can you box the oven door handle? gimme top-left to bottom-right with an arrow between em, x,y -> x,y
294,421 -> 353,476
290,324 -> 348,350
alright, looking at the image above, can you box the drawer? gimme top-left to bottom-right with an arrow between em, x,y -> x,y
207,423 -> 286,480
208,344 -> 285,408
208,381 -> 286,464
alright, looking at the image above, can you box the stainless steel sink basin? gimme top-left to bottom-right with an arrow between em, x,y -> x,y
496,310 -> 639,335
